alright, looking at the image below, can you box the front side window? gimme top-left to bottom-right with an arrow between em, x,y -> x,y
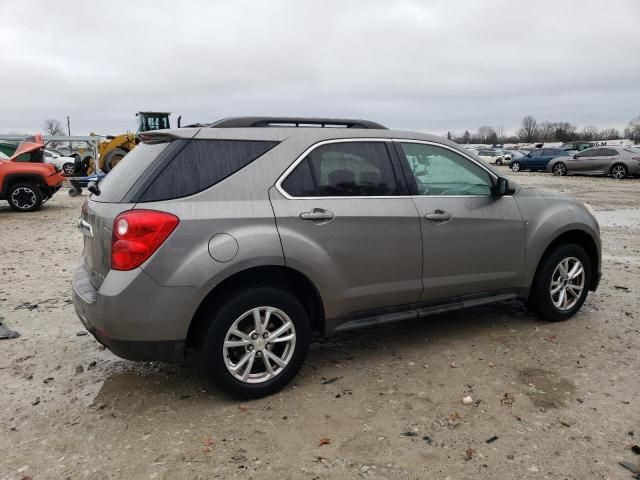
399,143 -> 493,196
281,141 -> 399,197
602,148 -> 618,156
576,148 -> 596,158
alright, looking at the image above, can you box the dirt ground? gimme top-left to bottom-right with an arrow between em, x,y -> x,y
1,170 -> 639,480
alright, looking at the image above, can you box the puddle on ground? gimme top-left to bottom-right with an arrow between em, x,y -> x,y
518,368 -> 575,409
593,209 -> 640,228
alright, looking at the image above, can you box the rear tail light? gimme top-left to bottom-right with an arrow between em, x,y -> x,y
111,210 -> 179,271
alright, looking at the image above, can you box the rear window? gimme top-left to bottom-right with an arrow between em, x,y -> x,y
137,139 -> 278,202
93,142 -> 170,203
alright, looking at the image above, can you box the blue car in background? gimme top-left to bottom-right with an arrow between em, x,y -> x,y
510,147 -> 570,172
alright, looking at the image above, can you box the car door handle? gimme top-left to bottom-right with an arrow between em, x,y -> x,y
425,210 -> 452,222
300,208 -> 335,221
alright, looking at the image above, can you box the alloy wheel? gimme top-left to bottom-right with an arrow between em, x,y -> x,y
223,306 -> 296,384
11,187 -> 37,209
63,163 -> 75,175
511,162 -> 520,172
610,165 -> 626,179
553,163 -> 566,176
550,257 -> 585,311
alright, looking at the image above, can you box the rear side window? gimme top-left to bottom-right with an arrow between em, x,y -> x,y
138,139 -> 278,202
94,142 -> 171,203
281,141 -> 399,197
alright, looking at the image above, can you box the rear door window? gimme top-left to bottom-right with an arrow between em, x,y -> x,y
281,141 -> 400,197
137,139 -> 278,202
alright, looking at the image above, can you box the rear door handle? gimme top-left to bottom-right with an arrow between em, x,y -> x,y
300,208 -> 335,222
425,210 -> 452,222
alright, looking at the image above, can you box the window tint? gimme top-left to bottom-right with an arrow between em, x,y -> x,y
576,148 -> 596,158
602,148 -> 618,156
139,139 -> 278,202
530,149 -> 542,157
281,142 -> 399,197
399,143 -> 492,196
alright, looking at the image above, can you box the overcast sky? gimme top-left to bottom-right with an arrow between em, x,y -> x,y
1,0 -> 638,137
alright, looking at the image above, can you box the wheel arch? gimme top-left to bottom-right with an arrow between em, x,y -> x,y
531,229 -> 600,293
1,174 -> 46,196
186,265 -> 325,349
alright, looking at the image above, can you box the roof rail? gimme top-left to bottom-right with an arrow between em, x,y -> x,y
206,116 -> 388,130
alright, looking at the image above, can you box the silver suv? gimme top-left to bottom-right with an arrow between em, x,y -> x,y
73,117 -> 602,398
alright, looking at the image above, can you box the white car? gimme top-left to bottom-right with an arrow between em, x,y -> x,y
476,149 -> 507,165
44,149 -> 76,175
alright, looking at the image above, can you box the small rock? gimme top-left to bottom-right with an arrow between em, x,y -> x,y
76,331 -> 88,336
527,466 -> 539,473
75,365 -> 84,375
462,395 -> 473,406
31,397 -> 40,406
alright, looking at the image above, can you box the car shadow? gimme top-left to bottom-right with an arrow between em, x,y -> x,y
92,300 -> 538,410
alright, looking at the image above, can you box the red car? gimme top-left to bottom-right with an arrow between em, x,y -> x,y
0,134 -> 65,212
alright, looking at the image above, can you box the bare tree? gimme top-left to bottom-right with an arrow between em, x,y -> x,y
624,116 -> 640,143
462,130 -> 471,144
538,121 -> 555,141
554,122 -> 577,142
476,125 -> 496,144
517,116 -> 539,143
495,126 -> 505,143
43,119 -> 65,136
581,125 -> 599,141
598,128 -> 620,140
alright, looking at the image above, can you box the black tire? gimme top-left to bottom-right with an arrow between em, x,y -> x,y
68,187 -> 82,197
609,163 -> 627,180
7,183 -> 43,212
496,158 -> 503,166
527,243 -> 591,321
198,286 -> 311,399
102,148 -> 128,173
552,163 -> 567,176
511,161 -> 520,172
62,162 -> 75,175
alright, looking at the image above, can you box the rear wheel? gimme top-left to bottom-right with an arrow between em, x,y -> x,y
8,183 -> 43,212
552,163 -> 567,176
198,286 -> 311,399
496,158 -> 503,166
102,148 -> 128,173
610,163 -> 627,179
510,161 -> 520,172
527,243 -> 591,321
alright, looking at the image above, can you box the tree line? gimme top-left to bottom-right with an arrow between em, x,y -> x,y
448,115 -> 640,145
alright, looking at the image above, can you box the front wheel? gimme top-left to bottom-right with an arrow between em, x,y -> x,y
8,183 -> 43,212
610,164 -> 627,179
552,163 -> 567,176
527,243 -> 591,321
199,286 -> 311,399
510,161 -> 520,172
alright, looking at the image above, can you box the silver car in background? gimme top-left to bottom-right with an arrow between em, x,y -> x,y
548,145 -> 640,178
73,117 -> 602,398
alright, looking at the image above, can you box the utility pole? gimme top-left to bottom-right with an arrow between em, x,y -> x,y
67,116 -> 72,153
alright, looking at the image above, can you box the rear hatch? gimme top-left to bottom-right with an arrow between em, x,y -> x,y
81,140 -> 177,289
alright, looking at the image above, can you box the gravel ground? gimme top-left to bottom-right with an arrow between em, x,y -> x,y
1,170 -> 639,480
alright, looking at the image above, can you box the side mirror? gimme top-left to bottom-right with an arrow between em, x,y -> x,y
491,177 -> 509,197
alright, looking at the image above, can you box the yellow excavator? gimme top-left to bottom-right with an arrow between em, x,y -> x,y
90,111 -> 172,173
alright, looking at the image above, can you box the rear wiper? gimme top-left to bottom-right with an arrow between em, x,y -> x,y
87,181 -> 101,196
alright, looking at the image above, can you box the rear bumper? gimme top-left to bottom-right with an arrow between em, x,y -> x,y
72,265 -> 207,362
